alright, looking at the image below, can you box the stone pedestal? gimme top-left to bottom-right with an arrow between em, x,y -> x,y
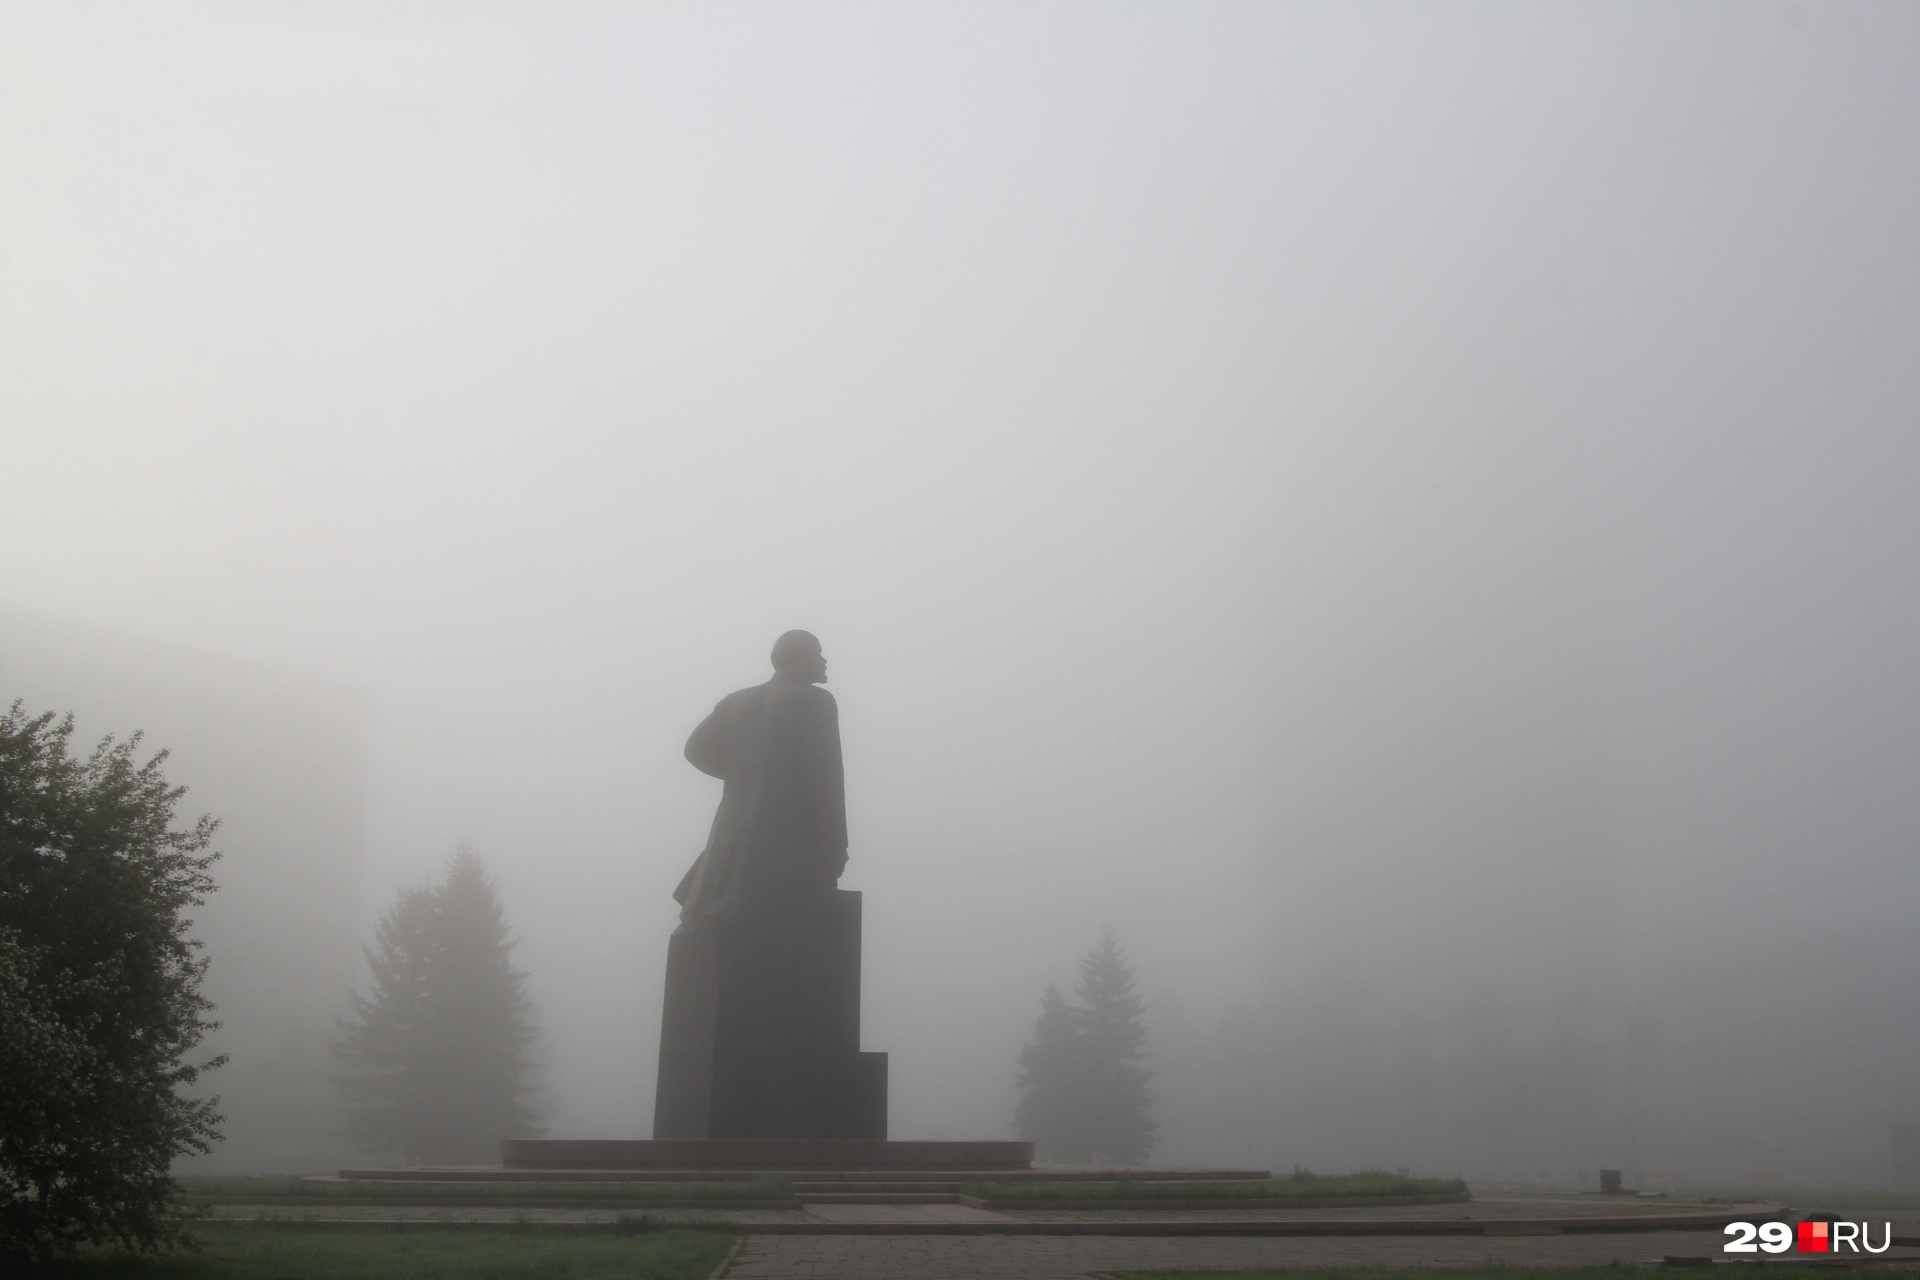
654,888 -> 887,1140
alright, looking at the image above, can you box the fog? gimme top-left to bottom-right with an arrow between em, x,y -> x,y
3,2 -> 1916,1185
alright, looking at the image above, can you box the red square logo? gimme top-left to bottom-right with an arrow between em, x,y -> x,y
1797,1221 -> 1829,1253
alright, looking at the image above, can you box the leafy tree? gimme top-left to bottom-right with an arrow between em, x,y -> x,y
1013,929 -> 1156,1165
0,703 -> 224,1262
335,849 -> 541,1163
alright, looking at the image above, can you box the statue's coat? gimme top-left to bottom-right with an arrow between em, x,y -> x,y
673,677 -> 847,923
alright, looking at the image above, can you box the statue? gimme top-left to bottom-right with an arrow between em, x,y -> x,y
672,630 -> 847,925
653,631 -> 887,1140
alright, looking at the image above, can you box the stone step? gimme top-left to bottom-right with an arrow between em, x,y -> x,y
799,1191 -> 961,1204
787,1189 -> 960,1197
783,1170 -> 979,1182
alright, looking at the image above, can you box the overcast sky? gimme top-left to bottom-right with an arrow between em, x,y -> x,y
4,2 -> 1916,1167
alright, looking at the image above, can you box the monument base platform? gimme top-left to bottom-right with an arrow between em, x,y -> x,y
500,1138 -> 1032,1172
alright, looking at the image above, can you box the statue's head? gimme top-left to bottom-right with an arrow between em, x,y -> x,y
771,629 -> 828,684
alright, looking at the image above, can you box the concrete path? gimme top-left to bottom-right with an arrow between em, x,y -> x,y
725,1230 -> 1920,1279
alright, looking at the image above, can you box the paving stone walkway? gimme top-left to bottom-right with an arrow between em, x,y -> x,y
724,1231 -> 1920,1279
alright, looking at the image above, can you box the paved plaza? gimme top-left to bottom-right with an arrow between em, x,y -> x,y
203,1187 -> 1920,1278
719,1193 -> 1920,1280
723,1228 -> 1871,1279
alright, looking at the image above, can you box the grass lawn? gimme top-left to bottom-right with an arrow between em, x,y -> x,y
963,1171 -> 1468,1202
1116,1271 -> 1892,1280
35,1222 -> 735,1280
175,1175 -> 789,1203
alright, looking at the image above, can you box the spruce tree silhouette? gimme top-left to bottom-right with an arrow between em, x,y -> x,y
1074,928 -> 1156,1164
1013,930 -> 1156,1165
335,849 -> 540,1163
1014,983 -> 1086,1161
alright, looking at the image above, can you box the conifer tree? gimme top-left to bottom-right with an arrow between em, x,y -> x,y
1013,930 -> 1157,1165
1014,983 -> 1087,1161
1074,928 -> 1156,1164
335,849 -> 540,1163
334,885 -> 436,1161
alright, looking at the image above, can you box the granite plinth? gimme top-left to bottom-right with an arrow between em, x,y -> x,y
500,1139 -> 1033,1171
654,887 -> 886,1140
